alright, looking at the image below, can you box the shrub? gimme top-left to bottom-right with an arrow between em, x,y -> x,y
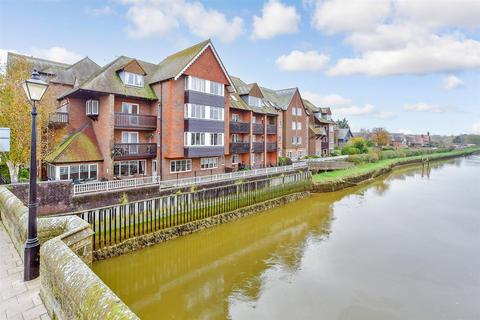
367,150 -> 380,163
348,154 -> 369,164
278,157 -> 292,166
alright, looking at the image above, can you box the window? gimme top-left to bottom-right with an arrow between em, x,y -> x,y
86,100 -> 99,115
251,153 -> 255,164
184,132 -> 224,147
185,76 -> 224,96
292,108 -> 296,116
200,157 -> 218,169
231,113 -> 240,122
210,133 -> 222,146
232,134 -> 240,143
297,108 -> 302,116
292,122 -> 296,130
232,154 -> 240,164
59,167 -> 68,180
55,164 -> 98,181
89,164 -> 97,180
297,121 -> 302,130
287,151 -> 293,159
122,102 -> 139,114
170,159 -> 192,173
114,160 -> 146,177
184,104 -> 224,121
80,164 -> 89,180
70,165 -> 79,181
122,72 -> 144,87
248,96 -> 262,108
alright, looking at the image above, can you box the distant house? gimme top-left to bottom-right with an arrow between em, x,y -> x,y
390,133 -> 407,148
303,99 -> 335,157
406,134 -> 431,147
335,128 -> 353,148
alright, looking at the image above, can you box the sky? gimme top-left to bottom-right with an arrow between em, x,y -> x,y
1,0 -> 480,135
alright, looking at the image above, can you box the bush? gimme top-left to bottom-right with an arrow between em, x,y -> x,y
367,150 -> 380,163
331,150 -> 342,156
348,154 -> 369,164
278,157 -> 292,166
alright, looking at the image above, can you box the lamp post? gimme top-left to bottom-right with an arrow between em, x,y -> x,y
22,69 -> 49,281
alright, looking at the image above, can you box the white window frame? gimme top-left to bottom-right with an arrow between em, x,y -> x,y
86,100 -> 99,116
292,122 -> 296,130
54,163 -> 98,181
184,132 -> 224,147
292,108 -> 296,116
297,107 -> 302,116
185,76 -> 224,96
200,157 -> 218,170
122,71 -> 144,87
184,103 -> 224,121
121,102 -> 139,114
170,159 -> 192,173
232,134 -> 240,143
114,160 -> 146,177
297,121 -> 302,130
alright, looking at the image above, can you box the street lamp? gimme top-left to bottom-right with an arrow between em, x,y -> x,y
22,69 -> 48,281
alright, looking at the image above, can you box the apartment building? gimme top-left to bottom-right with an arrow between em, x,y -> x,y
229,77 -> 279,169
259,87 -> 309,161
304,99 -> 335,156
9,40 -> 234,181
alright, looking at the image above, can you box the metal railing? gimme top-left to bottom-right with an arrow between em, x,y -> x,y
252,123 -> 265,134
302,155 -> 348,162
75,170 -> 311,249
266,142 -> 277,152
49,112 -> 69,124
112,143 -> 156,160
267,124 -> 277,134
114,113 -> 157,130
230,142 -> 250,153
252,142 -> 265,153
73,162 -> 308,195
229,122 -> 250,133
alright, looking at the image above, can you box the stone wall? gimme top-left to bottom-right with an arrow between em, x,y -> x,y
94,191 -> 310,260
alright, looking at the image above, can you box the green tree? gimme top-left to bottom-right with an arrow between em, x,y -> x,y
335,118 -> 350,129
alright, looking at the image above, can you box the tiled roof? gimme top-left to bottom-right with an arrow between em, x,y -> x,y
335,128 -> 353,140
59,56 -> 158,100
303,99 -> 319,113
150,40 -> 210,84
303,99 -> 335,124
50,57 -> 101,86
229,76 -> 279,115
45,123 -> 103,164
309,123 -> 326,136
7,52 -> 70,74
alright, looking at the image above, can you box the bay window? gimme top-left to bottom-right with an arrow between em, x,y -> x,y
184,103 -> 224,121
49,163 -> 98,181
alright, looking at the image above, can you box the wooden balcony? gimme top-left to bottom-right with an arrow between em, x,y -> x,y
266,142 -> 277,152
252,123 -> 265,134
114,113 -> 157,131
252,142 -> 265,153
230,142 -> 250,154
113,143 -> 156,160
48,112 -> 69,125
267,124 -> 277,134
230,122 -> 250,134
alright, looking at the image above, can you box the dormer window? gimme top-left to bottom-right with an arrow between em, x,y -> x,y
86,99 -> 99,116
247,96 -> 262,108
121,71 -> 144,87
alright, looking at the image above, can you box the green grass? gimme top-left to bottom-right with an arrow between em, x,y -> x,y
312,147 -> 480,183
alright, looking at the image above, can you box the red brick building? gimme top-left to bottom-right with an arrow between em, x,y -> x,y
304,99 -> 335,156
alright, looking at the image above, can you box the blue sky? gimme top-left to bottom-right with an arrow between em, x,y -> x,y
1,0 -> 479,135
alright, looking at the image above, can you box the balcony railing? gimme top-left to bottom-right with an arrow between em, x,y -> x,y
230,142 -> 250,154
49,112 -> 69,125
252,123 -> 265,134
267,124 -> 276,134
229,122 -> 250,133
114,113 -> 157,130
321,142 -> 330,150
252,142 -> 265,153
113,143 -> 156,160
266,142 -> 277,152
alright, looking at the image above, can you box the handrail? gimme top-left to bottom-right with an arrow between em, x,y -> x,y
73,162 -> 308,195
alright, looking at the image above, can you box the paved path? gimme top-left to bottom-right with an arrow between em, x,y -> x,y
0,223 -> 50,320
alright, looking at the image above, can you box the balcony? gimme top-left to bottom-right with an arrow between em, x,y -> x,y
48,112 -> 69,125
252,123 -> 265,134
230,122 -> 250,134
113,143 -> 156,160
230,142 -> 250,154
266,142 -> 277,152
267,124 -> 277,134
114,113 -> 157,131
252,142 -> 265,153
321,141 -> 329,150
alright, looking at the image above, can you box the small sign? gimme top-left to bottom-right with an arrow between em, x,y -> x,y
0,128 -> 11,152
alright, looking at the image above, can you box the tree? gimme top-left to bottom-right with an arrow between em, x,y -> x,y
371,128 -> 391,147
336,118 -> 350,129
0,58 -> 57,183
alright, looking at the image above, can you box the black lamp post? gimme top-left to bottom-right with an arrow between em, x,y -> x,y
22,69 -> 49,281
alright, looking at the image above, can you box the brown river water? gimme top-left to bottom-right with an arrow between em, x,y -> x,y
94,156 -> 480,320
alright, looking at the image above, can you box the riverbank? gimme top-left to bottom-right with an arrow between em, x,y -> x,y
311,147 -> 480,193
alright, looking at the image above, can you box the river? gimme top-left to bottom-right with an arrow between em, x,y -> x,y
94,156 -> 480,320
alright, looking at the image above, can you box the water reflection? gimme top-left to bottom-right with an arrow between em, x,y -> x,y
94,157 -> 480,320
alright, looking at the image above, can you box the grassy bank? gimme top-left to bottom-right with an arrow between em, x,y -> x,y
312,147 -> 480,185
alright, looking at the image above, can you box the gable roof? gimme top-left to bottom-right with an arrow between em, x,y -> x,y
149,40 -> 234,88
59,56 -> 158,100
45,123 -> 103,164
229,76 -> 278,115
50,57 -> 101,86
259,86 -> 298,111
303,99 -> 319,113
335,128 -> 353,141
309,123 -> 326,136
7,52 -> 70,74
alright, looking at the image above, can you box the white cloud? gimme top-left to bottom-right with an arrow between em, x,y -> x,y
314,0 -> 480,76
375,111 -> 396,119
252,0 -> 300,39
472,122 -> 480,134
443,75 -> 464,90
333,104 -> 375,116
30,47 -> 83,64
87,5 -> 113,16
403,103 -> 445,113
276,50 -> 329,71
312,0 -> 391,34
302,91 -> 352,107
123,0 -> 244,42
